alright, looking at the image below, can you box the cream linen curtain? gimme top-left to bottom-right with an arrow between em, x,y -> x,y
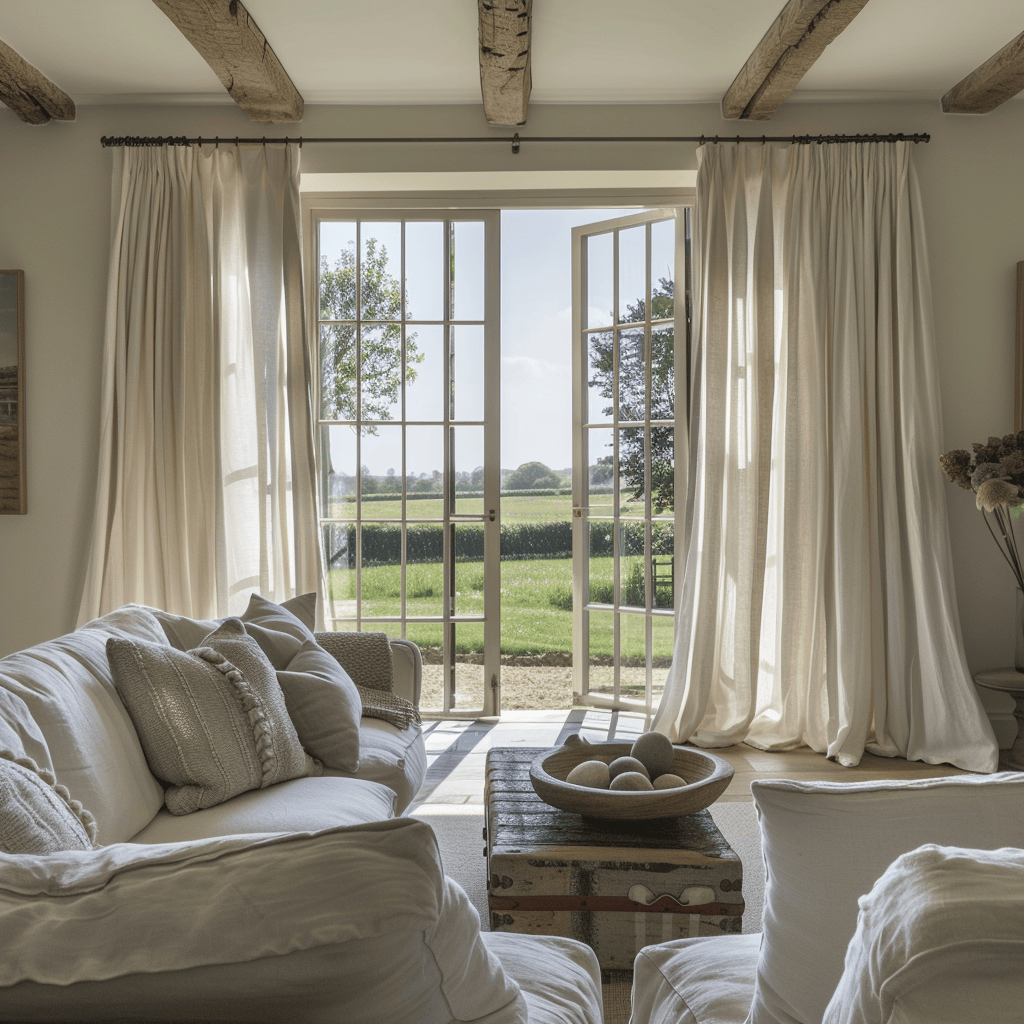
654,141 -> 998,773
79,144 -> 325,625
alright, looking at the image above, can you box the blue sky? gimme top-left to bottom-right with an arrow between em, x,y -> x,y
500,207 -> 639,472
321,207 -> 661,480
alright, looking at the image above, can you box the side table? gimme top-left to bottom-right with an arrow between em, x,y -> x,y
974,669 -> 1024,770
484,746 -> 743,970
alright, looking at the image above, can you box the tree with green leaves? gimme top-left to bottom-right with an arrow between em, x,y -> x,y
588,278 -> 675,514
505,461 -> 565,490
319,238 -> 423,424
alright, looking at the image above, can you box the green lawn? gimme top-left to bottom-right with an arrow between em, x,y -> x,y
328,555 -> 675,659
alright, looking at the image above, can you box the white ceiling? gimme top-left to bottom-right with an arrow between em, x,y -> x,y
1,0 -> 1022,108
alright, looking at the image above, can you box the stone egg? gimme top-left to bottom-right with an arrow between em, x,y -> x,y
608,756 -> 650,781
652,773 -> 688,790
566,759 -> 611,789
630,731 -> 676,779
609,771 -> 655,791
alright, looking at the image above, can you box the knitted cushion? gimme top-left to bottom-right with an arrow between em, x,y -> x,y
276,639 -> 362,772
107,619 -> 321,815
0,752 -> 97,854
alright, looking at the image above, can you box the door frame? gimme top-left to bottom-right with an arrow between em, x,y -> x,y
305,205 -> 501,717
570,207 -> 691,714
302,188 -> 694,719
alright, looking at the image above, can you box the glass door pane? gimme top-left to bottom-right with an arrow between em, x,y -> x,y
571,208 -> 690,714
316,211 -> 500,717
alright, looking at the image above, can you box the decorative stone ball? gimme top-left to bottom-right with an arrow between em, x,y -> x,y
630,731 -> 675,779
608,756 -> 650,781
609,771 -> 655,791
652,773 -> 688,790
566,759 -> 611,789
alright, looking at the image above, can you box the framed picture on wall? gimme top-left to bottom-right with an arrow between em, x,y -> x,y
0,269 -> 25,515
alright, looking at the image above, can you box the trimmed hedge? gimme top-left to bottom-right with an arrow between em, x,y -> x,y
327,520 -> 673,567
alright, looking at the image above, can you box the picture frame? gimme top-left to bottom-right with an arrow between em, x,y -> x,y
0,269 -> 25,515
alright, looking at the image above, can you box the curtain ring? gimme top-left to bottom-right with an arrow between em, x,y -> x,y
761,135 -> 766,145
197,136 -> 202,148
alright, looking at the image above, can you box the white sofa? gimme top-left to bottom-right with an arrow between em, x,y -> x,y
630,774 -> 1024,1024
0,600 -> 604,1023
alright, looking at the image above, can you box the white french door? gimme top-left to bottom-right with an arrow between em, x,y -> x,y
571,208 -> 690,714
312,210 -> 501,717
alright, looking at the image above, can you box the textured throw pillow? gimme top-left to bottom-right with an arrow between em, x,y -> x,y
823,844 -> 1024,1024
748,773 -> 1024,1024
107,619 -> 321,815
153,592 -> 318,668
277,639 -> 362,772
0,752 -> 97,854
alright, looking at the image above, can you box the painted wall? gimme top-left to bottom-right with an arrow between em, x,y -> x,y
1,99 -> 1022,732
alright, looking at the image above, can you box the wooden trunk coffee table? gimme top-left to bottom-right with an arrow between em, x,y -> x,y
484,746 -> 744,970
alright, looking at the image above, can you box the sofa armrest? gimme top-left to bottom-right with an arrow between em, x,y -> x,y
388,637 -> 422,707
0,819 -> 524,1024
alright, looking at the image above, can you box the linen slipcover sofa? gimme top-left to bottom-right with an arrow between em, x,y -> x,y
630,774 -> 1024,1024
0,598 -> 604,1023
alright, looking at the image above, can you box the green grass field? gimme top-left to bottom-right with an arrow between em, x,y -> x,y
328,555 -> 675,659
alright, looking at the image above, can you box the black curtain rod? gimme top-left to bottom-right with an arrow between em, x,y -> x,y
100,132 -> 929,155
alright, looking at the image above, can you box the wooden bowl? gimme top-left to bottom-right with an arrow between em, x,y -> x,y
529,741 -> 733,820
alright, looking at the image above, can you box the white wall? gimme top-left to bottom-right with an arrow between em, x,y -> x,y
2,99 -> 1023,724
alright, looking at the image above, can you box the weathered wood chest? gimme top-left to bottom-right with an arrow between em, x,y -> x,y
484,746 -> 744,970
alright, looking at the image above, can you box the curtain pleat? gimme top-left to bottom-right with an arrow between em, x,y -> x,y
79,145 -> 325,625
655,142 -> 998,773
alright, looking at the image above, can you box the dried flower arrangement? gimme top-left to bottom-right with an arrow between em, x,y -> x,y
940,431 -> 1024,594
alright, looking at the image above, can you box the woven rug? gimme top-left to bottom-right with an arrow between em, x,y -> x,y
413,800 -> 763,1024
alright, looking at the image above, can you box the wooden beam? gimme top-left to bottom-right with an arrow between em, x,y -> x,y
0,37 -> 75,125
942,30 -> 1024,114
152,0 -> 302,123
722,0 -> 870,121
478,0 -> 532,126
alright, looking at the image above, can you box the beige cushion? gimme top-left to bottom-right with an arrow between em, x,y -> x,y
152,592 -> 317,668
630,933 -> 761,1024
484,932 -> 605,1024
823,844 -> 1024,1024
277,638 -> 362,772
748,773 -> 1024,1024
130,776 -> 396,844
107,619 -> 321,815
324,716 -> 426,813
0,752 -> 97,854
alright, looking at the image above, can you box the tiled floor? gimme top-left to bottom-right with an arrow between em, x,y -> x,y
408,708 -> 969,812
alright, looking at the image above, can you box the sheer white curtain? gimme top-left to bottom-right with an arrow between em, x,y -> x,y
654,141 -> 998,773
79,144 -> 325,625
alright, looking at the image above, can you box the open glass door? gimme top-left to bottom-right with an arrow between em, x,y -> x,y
315,211 -> 501,717
571,208 -> 690,714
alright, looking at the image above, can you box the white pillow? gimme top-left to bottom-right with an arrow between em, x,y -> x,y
276,639 -> 362,772
748,773 -> 1024,1024
823,844 -> 1024,1024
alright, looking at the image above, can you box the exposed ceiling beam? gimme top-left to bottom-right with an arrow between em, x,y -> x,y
941,29 -> 1024,114
478,0 -> 532,126
0,37 -> 75,125
722,0 -> 870,121
151,0 -> 303,123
